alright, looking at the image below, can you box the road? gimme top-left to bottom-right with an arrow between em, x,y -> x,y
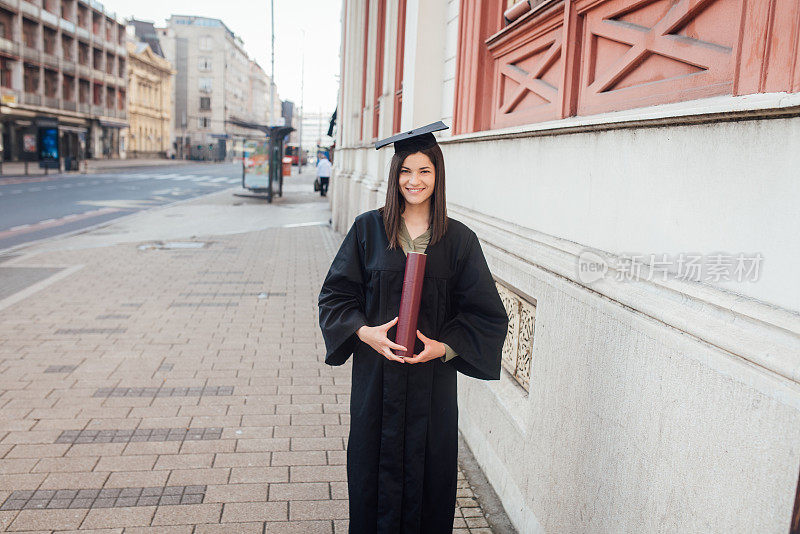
0,162 -> 243,252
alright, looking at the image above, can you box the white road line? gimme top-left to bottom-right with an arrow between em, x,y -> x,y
45,185 -> 57,190
28,187 -> 42,191
225,178 -> 240,184
39,219 -> 56,224
10,224 -> 31,231
171,175 -> 195,181
11,190 -> 21,194
208,177 -> 229,183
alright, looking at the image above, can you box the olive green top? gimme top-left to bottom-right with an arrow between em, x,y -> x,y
399,218 -> 458,363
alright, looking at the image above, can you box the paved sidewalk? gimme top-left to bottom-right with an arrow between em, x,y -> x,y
0,182 -> 501,532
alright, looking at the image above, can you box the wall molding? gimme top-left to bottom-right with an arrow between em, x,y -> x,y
440,91 -> 800,144
448,202 -> 800,385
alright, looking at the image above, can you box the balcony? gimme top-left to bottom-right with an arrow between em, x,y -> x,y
44,96 -> 58,108
20,0 -> 38,17
41,52 -> 58,68
62,100 -> 76,111
0,0 -> 21,9
59,19 -> 75,33
91,104 -> 103,115
78,102 -> 90,113
22,46 -> 39,62
24,93 -> 41,106
61,60 -> 75,74
41,10 -> 58,26
77,64 -> 91,77
0,38 -> 20,57
76,26 -> 89,39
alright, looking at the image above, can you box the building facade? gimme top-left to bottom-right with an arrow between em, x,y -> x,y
157,15 -> 276,161
125,39 -> 173,158
0,0 -> 127,163
334,0 -> 800,532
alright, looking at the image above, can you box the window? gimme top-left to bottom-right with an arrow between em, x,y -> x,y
199,36 -> 212,51
1,58 -> 13,89
198,57 -> 212,71
199,96 -> 210,110
62,35 -> 73,61
43,27 -> 56,54
22,19 -> 38,48
198,77 -> 212,93
78,42 -> 89,65
23,64 -> 39,93
197,117 -> 210,128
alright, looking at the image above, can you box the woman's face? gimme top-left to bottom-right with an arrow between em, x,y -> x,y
398,152 -> 435,207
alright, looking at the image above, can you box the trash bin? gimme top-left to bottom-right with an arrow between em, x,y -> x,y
282,156 -> 292,177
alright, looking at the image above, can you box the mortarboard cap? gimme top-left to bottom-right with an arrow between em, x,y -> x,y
374,121 -> 449,153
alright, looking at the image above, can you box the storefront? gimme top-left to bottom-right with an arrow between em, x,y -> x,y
89,118 -> 126,159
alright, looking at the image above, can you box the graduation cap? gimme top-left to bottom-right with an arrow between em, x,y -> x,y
374,121 -> 449,153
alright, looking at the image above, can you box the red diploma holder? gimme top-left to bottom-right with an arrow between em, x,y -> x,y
393,252 -> 427,357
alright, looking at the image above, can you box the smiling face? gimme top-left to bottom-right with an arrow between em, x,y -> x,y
398,152 -> 435,208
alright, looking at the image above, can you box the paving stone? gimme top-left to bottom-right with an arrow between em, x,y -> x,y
221,501 -> 288,522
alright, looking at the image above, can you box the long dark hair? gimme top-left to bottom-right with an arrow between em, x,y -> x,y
379,144 -> 448,249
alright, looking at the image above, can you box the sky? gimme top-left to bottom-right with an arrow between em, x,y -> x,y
101,0 -> 342,115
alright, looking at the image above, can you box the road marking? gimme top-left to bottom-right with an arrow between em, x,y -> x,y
0,208 -> 122,240
208,177 -> 229,183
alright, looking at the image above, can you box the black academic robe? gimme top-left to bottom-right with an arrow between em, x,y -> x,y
318,208 -> 509,533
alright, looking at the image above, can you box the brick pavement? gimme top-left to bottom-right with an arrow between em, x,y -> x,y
0,191 -> 500,532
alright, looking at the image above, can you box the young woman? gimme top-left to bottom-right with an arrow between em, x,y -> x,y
318,122 -> 509,533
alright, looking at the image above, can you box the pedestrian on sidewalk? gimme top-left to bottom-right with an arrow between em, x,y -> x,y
318,121 -> 509,532
317,152 -> 332,196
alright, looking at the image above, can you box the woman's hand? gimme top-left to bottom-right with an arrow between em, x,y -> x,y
356,317 -> 407,363
403,330 -> 446,364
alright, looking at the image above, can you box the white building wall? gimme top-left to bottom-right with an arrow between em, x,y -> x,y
332,2 -> 800,530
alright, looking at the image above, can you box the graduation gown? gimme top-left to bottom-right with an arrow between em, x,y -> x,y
318,208 -> 509,533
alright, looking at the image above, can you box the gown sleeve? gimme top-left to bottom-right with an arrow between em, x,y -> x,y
318,221 -> 369,366
439,232 -> 509,380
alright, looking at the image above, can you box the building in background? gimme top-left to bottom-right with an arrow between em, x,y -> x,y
125,30 -> 173,158
300,109 -> 334,160
157,15 -> 279,161
0,0 -> 128,163
335,0 -> 800,532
